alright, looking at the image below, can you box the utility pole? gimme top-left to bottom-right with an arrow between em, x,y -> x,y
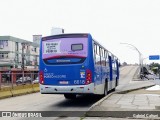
21,43 -> 25,83
21,42 -> 31,82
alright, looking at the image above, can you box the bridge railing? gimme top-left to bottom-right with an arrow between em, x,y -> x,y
0,73 -> 38,89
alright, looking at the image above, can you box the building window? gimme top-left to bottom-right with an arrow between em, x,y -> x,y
0,40 -> 8,49
5,40 -> 8,46
0,53 -> 8,59
15,54 -> 19,63
15,42 -> 18,51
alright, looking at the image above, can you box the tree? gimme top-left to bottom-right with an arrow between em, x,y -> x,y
122,62 -> 127,66
149,62 -> 160,74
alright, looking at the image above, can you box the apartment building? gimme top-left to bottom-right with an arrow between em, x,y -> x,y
0,36 -> 40,70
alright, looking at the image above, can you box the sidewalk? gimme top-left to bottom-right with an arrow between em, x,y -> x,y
86,80 -> 160,119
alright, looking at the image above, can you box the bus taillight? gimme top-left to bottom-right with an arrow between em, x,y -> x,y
86,69 -> 92,84
39,71 -> 44,84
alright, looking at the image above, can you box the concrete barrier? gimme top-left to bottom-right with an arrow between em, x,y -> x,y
0,84 -> 40,99
0,90 -> 12,99
32,84 -> 40,92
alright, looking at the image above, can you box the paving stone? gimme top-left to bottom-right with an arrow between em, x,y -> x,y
120,105 -> 138,109
133,102 -> 149,106
138,106 -> 155,109
149,102 -> 160,105
107,95 -> 123,100
100,103 -> 121,108
133,100 -> 148,103
101,100 -> 118,104
116,102 -> 132,105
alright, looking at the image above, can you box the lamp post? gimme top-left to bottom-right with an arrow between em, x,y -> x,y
142,57 -> 148,66
141,57 -> 149,72
120,43 -> 142,77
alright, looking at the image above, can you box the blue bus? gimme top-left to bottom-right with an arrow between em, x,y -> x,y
39,33 -> 120,99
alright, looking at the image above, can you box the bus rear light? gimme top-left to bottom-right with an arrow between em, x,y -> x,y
39,71 -> 44,84
85,69 -> 92,85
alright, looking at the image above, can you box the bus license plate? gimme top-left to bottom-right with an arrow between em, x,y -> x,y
59,81 -> 69,84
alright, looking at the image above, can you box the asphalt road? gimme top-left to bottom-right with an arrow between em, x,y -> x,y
0,92 -> 103,111
0,65 -> 138,120
117,65 -> 138,91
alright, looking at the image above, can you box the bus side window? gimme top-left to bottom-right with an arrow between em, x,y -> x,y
101,48 -> 105,66
93,43 -> 96,64
106,54 -> 110,68
96,45 -> 101,65
112,56 -> 116,69
104,50 -> 108,66
99,47 -> 102,65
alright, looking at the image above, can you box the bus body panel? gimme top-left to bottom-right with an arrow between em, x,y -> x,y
40,83 -> 94,94
40,65 -> 88,86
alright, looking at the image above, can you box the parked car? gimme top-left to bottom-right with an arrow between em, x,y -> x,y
32,77 -> 39,84
16,77 -> 32,85
146,73 -> 156,80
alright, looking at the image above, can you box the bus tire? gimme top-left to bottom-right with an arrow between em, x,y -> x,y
115,77 -> 118,86
112,78 -> 118,92
103,79 -> 108,96
112,88 -> 115,92
64,94 -> 76,99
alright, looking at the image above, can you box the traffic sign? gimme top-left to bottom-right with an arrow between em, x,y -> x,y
149,55 -> 160,60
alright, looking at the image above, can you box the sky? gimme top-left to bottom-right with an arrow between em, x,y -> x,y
1,0 -> 160,64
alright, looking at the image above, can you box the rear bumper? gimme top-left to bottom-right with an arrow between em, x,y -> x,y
40,83 -> 94,94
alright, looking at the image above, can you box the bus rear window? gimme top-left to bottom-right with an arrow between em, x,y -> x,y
42,37 -> 88,64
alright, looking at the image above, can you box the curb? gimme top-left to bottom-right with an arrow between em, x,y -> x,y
88,83 -> 156,111
0,84 -> 40,99
88,92 -> 115,111
116,84 -> 155,94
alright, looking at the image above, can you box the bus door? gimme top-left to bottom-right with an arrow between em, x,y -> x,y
94,45 -> 102,86
108,55 -> 112,90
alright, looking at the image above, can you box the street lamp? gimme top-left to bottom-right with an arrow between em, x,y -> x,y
142,57 -> 148,66
141,57 -> 149,72
120,42 -> 142,77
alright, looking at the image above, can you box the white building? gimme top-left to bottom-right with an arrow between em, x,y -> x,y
0,36 -> 39,70
33,35 -> 42,45
51,27 -> 64,35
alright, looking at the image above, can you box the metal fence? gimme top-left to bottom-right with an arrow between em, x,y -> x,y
0,73 -> 39,89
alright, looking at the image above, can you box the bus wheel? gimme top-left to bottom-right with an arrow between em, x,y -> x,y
64,94 -> 76,99
112,88 -> 115,92
103,82 -> 108,96
115,77 -> 118,86
112,78 -> 118,92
